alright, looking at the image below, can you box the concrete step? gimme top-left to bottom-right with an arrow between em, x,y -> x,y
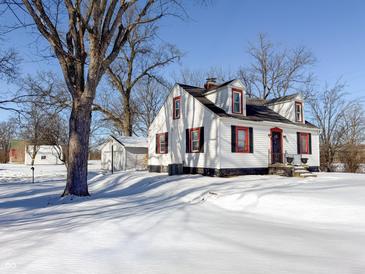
294,169 -> 308,172
294,166 -> 308,170
300,173 -> 317,178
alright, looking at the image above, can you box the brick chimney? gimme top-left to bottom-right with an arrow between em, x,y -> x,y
204,77 -> 218,91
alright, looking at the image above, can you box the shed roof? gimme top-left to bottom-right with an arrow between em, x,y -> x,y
111,136 -> 148,148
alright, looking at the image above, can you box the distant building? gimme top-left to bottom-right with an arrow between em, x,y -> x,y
101,136 -> 148,171
8,140 -> 64,165
25,145 -> 64,165
9,140 -> 27,164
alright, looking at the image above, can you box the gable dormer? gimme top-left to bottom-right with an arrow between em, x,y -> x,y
266,93 -> 305,123
204,79 -> 246,116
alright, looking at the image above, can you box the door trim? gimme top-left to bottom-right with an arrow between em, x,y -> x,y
270,127 -> 283,164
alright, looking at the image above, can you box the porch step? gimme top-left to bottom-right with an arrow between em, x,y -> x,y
300,173 -> 317,178
293,165 -> 317,178
269,165 -> 317,178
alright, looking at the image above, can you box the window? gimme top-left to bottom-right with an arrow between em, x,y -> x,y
297,132 -> 311,154
186,127 -> 204,153
41,155 -> 46,160
173,96 -> 181,119
236,127 -> 249,153
156,133 -> 168,154
232,89 -> 243,114
295,102 -> 303,122
231,126 -> 253,153
191,128 -> 200,152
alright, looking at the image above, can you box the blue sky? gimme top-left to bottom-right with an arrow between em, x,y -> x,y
1,0 -> 365,120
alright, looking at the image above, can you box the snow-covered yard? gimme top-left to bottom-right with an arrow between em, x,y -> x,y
0,162 -> 365,274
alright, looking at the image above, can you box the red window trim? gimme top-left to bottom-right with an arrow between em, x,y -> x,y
156,132 -> 168,154
235,126 -> 249,153
299,132 -> 310,154
295,101 -> 303,122
173,96 -> 181,120
189,127 -> 201,153
232,88 -> 243,114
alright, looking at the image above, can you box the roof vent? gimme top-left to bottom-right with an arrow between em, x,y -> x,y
204,77 -> 218,91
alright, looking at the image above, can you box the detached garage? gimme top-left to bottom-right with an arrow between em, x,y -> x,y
101,136 -> 148,172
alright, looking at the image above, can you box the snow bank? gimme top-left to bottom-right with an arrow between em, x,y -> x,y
1,164 -> 365,274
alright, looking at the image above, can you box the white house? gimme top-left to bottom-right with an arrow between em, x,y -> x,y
148,78 -> 320,176
101,136 -> 148,171
25,145 -> 64,165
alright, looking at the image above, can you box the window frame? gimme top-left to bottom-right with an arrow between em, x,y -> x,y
156,132 -> 168,154
235,126 -> 250,153
173,96 -> 181,120
295,101 -> 303,122
190,128 -> 201,153
232,88 -> 243,114
299,132 -> 310,154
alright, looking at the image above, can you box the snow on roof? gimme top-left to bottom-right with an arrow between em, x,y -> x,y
111,135 -> 147,148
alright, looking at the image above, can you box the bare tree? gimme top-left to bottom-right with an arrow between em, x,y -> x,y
0,46 -> 18,81
2,0 -> 180,196
173,66 -> 233,87
308,81 -> 359,171
0,118 -> 17,163
238,33 -> 315,99
19,104 -> 48,165
21,72 -> 71,112
43,114 -> 69,165
339,103 -> 365,172
134,77 -> 168,136
93,18 -> 180,136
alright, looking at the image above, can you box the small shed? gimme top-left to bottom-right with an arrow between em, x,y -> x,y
25,145 -> 64,165
101,136 -> 148,172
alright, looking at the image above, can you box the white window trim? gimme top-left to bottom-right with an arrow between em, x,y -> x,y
233,90 -> 242,113
159,135 -> 166,154
191,129 -> 200,152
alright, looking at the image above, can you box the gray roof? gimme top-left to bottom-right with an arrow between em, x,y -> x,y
179,84 -> 317,128
111,135 -> 147,148
265,93 -> 300,105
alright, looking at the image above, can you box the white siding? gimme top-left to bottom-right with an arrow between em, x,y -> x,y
267,95 -> 305,123
205,80 -> 246,116
101,140 -> 125,171
101,140 -> 147,171
218,119 -> 270,168
148,85 -> 219,169
148,83 -> 320,172
125,147 -> 147,170
25,145 -> 63,165
218,118 -> 320,168
284,127 -> 320,166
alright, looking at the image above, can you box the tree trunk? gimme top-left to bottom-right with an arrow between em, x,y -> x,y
63,97 -> 92,196
31,144 -> 37,166
124,97 -> 133,136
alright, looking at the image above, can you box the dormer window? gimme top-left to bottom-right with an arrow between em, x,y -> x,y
173,96 -> 181,119
295,102 -> 303,122
232,89 -> 243,114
